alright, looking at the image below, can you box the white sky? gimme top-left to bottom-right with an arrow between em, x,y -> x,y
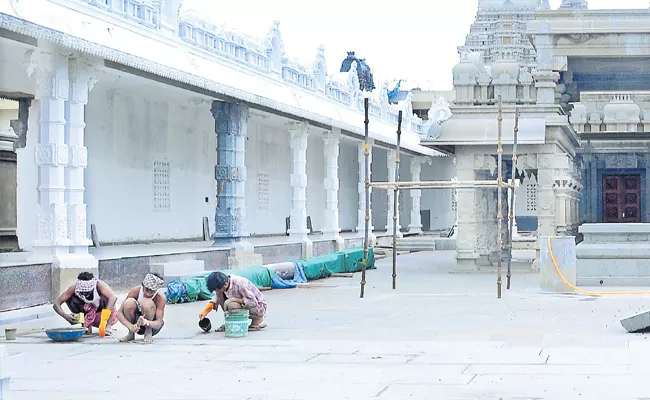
182,0 -> 650,90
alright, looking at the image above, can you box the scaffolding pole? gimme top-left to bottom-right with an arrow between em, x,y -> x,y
392,111 -> 402,290
506,108 -> 519,290
496,100 -> 504,299
360,97 -> 370,299
359,98 -> 518,299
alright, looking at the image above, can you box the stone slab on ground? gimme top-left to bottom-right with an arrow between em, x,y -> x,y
620,309 -> 650,333
3,251 -> 650,399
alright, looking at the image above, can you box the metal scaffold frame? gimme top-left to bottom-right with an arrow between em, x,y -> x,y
359,97 -> 520,299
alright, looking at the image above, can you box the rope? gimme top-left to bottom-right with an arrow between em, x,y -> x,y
547,236 -> 650,295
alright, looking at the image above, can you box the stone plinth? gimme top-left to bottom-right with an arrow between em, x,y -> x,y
540,235 -> 576,294
577,223 -> 650,286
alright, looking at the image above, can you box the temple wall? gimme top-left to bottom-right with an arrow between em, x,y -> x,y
244,121 -> 291,236
85,83 -> 216,244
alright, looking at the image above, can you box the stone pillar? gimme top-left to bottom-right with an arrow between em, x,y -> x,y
322,129 -> 343,250
385,149 -> 402,238
211,101 -> 261,267
454,149 -> 479,272
65,58 -> 95,255
28,49 -> 99,299
407,156 -> 425,235
0,118 -> 18,251
554,180 -> 568,235
287,121 -> 312,257
533,152 -> 571,271
532,34 -> 560,105
356,140 -> 375,244
31,50 -> 70,255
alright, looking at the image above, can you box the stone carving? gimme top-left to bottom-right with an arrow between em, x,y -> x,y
605,153 -> 637,169
153,159 -> 170,211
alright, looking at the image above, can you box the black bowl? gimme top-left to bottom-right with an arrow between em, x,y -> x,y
199,318 -> 211,332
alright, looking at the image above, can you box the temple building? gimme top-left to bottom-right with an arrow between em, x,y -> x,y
0,0 -> 456,311
426,0 -> 650,286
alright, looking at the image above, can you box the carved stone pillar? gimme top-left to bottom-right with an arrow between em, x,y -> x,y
554,180 -> 568,235
211,101 -> 254,254
65,58 -> 95,254
454,150 -> 479,272
385,149 -> 402,238
27,48 -> 99,300
407,156 -> 425,234
30,50 -> 71,255
533,70 -> 560,105
287,121 -> 312,257
356,140 -> 375,244
322,129 -> 343,250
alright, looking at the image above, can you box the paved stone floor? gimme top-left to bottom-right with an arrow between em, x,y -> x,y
4,250 -> 650,399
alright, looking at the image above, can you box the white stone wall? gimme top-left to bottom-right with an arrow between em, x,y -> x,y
421,156 -> 455,231
338,139 -> 358,232
84,84 -> 216,244
244,120 -> 291,236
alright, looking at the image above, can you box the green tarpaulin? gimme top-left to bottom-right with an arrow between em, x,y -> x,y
219,265 -> 273,288
298,247 -> 375,280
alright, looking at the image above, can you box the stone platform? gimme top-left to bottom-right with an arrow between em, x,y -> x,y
3,251 -> 650,399
576,223 -> 650,286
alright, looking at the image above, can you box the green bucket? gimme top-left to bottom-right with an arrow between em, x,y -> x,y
224,309 -> 250,338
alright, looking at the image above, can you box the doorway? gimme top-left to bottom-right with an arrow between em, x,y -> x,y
602,175 -> 642,223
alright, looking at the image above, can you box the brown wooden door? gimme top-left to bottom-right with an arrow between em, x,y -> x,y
603,175 -> 641,223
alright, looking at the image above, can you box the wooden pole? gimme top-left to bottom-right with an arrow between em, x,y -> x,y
507,108 -> 519,290
497,98 -> 503,299
392,111 -> 402,290
360,97 -> 370,299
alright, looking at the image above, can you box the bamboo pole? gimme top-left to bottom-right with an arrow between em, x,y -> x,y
507,108 -> 519,290
360,97 -> 370,299
497,98 -> 503,299
392,111 -> 402,290
369,181 -> 515,190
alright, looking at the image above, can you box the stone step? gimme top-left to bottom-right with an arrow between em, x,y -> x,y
150,260 -> 206,282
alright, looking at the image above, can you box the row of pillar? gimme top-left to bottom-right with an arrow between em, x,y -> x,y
211,103 -> 431,254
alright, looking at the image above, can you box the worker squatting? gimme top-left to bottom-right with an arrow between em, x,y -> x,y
52,271 -> 268,344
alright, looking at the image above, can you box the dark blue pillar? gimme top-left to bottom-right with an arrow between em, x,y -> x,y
210,101 -> 250,248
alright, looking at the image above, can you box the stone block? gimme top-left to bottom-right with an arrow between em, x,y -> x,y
51,254 -> 98,302
621,310 -> 650,333
228,252 -> 263,269
98,256 -> 150,291
0,264 -> 51,312
540,236 -> 576,294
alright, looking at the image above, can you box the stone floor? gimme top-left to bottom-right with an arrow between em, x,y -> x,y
3,250 -> 650,399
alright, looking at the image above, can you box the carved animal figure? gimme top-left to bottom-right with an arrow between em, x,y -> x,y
340,51 -> 375,92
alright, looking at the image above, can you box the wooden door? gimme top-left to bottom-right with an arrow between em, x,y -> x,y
603,175 -> 641,223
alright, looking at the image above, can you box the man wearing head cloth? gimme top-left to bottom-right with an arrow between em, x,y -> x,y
116,272 -> 166,344
53,272 -> 119,336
